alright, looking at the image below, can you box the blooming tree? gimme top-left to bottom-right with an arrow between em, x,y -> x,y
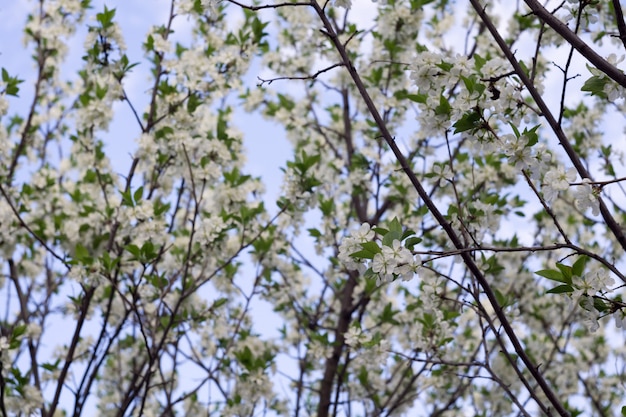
2,0 -> 626,416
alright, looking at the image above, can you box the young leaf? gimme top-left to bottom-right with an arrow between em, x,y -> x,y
555,263 -> 573,283
535,269 -> 566,283
547,284 -> 574,294
388,217 -> 403,234
572,256 -> 588,277
360,241 -> 382,254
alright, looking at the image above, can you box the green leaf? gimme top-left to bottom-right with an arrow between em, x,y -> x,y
360,241 -> 381,255
404,236 -> 422,250
593,297 -> 609,312
212,298 -> 228,309
474,54 -> 486,70
350,250 -> 375,260
494,288 -> 508,306
453,110 -> 482,133
401,229 -> 415,240
153,200 -> 171,217
120,189 -> 134,207
1,68 -> 24,96
555,263 -> 573,282
581,75 -> 609,98
147,273 -> 168,289
522,125 -> 540,147
141,241 -> 157,262
547,284 -> 574,294
460,75 -> 476,92
509,122 -> 521,138
435,61 -> 453,72
125,244 -> 141,258
216,109 -> 229,141
100,252 -> 119,272
382,230 -> 402,247
434,94 -> 451,116
74,243 -> 90,262
187,93 -> 202,113
362,332 -> 383,348
96,5 -> 116,29
380,302 -> 399,325
12,324 -> 27,339
41,359 -> 61,372
388,217 -> 402,234
572,256 -> 588,277
535,269 -> 566,283
518,59 -> 530,77
319,198 -> 334,216
405,93 -> 427,103
133,186 -> 144,204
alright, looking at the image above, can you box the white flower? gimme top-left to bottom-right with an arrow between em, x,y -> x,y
344,326 -> 363,347
373,240 -> 421,282
582,314 -> 600,333
585,269 -> 614,293
472,201 -> 500,236
338,224 -> 378,272
542,166 -> 576,203
178,0 -> 217,14
372,251 -> 396,282
0,94 -> 8,116
431,163 -> 452,183
573,178 -> 600,216
395,253 -> 421,282
580,296 -> 600,333
607,53 -> 625,66
198,216 -> 226,245
603,82 -> 625,101
0,336 -> 9,352
354,223 -> 375,242
502,134 -> 533,170
151,31 -> 171,54
338,237 -> 364,272
614,310 -> 626,329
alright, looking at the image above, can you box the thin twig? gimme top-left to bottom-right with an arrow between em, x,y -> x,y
257,62 -> 345,86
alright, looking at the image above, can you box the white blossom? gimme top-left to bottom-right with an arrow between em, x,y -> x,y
573,178 -> 600,216
542,166 -> 576,203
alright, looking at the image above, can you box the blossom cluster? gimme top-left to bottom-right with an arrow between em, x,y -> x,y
338,223 -> 421,284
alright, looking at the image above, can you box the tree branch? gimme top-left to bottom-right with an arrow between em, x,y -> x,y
524,0 -> 626,87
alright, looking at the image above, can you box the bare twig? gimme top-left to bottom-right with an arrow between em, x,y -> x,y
257,62 -> 345,86
226,0 -> 310,10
